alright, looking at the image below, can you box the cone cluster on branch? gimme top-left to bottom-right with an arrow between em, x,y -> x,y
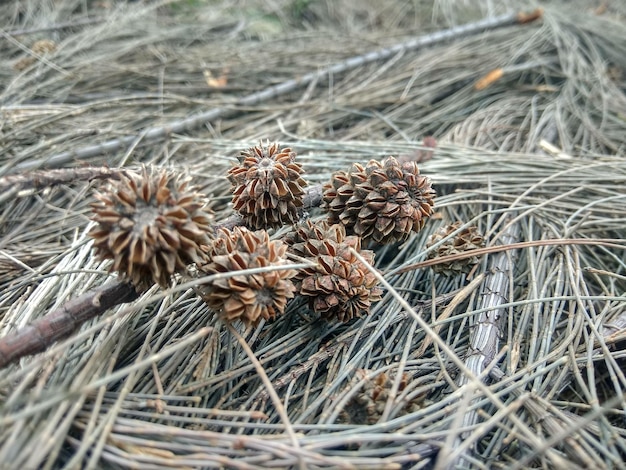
322,156 -> 436,244
88,141 -> 441,325
89,168 -> 212,290
426,221 -> 486,275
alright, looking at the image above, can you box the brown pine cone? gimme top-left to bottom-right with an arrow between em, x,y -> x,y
285,220 -> 382,322
89,168 -> 213,290
198,227 -> 296,326
227,141 -> 307,230
426,222 -> 486,275
283,220 -> 357,278
339,370 -> 425,425
322,156 -> 435,244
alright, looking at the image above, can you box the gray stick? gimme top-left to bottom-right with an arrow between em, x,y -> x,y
441,220 -> 520,469
0,166 -> 127,194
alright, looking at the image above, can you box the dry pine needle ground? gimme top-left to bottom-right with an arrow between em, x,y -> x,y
0,0 -> 625,468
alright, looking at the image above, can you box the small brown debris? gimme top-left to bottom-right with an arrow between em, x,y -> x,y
426,221 -> 486,276
13,39 -> 57,71
474,68 -> 504,90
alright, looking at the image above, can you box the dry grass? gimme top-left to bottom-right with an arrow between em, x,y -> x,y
1,0 -> 625,468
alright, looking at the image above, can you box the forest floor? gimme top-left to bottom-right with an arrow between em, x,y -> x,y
1,0 -> 625,468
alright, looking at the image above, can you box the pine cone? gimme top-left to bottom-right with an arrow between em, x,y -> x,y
322,156 -> 435,244
285,220 -> 382,322
89,168 -> 212,290
198,227 -> 296,326
339,370 -> 425,425
426,222 -> 486,275
227,141 -> 307,230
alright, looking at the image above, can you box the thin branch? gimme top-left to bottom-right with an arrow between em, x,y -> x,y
454,217 -> 520,429
392,238 -> 626,274
0,281 -> 139,369
9,9 -> 542,173
4,17 -> 106,36
0,166 -> 127,194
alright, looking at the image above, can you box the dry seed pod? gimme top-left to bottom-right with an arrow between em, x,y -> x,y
323,156 -> 435,244
13,39 -> 57,71
426,221 -> 486,275
285,220 -> 382,322
89,168 -> 213,290
283,220 -> 357,279
339,370 -> 424,425
198,227 -> 296,326
227,141 -> 307,229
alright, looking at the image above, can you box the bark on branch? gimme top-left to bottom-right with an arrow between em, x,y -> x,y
0,281 -> 138,369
